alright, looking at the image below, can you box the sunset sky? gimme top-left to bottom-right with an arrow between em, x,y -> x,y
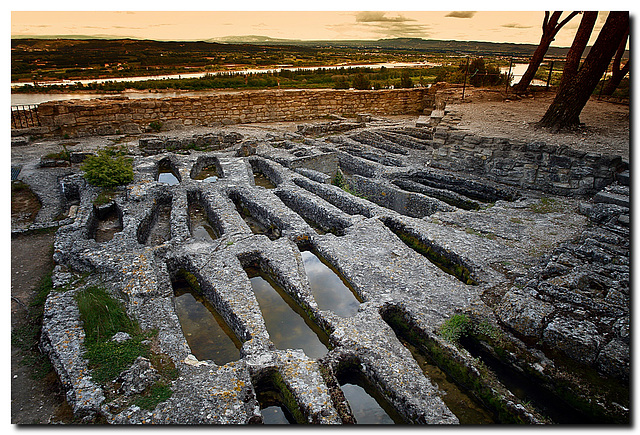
11,9 -> 615,47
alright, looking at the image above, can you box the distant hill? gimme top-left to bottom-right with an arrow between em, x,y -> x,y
208,35 -> 575,58
12,34 -> 573,58
207,35 -> 301,44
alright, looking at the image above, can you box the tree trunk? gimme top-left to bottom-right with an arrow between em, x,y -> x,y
602,61 -> 630,95
512,11 -> 579,94
558,12 -> 598,92
602,28 -> 630,95
537,12 -> 629,130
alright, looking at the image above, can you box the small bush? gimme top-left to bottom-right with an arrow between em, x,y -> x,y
439,314 -> 471,343
81,149 -> 133,188
44,144 -> 71,161
149,121 -> 163,132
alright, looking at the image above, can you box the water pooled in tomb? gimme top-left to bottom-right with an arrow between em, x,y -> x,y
253,172 -> 276,189
193,165 -> 219,183
171,270 -> 242,365
246,267 -> 329,360
301,250 -> 361,317
337,367 -> 404,424
188,202 -> 218,242
157,160 -> 180,185
92,204 -> 122,243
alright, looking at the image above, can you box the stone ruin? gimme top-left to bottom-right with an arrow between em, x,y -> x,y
16,112 -> 629,424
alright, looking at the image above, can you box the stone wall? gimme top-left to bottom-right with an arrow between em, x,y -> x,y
28,88 -> 433,138
428,126 -> 625,196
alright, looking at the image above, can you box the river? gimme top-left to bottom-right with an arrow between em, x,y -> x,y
12,62 -> 543,107
11,61 -> 441,106
501,63 -> 549,86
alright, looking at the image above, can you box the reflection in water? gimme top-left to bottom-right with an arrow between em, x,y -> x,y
247,270 -> 328,360
158,170 -> 180,186
253,372 -> 298,424
341,383 -> 395,424
193,165 -> 219,183
301,251 -> 361,317
261,406 -> 291,424
404,341 -> 494,424
338,367 -> 404,424
172,276 -> 242,365
233,198 -> 279,240
381,308 -> 495,424
189,202 -> 218,242
253,172 -> 275,189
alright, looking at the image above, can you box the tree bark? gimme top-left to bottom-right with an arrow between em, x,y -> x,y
558,11 -> 598,92
512,11 -> 579,94
602,28 -> 630,95
537,12 -> 629,130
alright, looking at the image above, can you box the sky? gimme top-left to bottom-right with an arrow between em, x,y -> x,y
10,8 -> 618,47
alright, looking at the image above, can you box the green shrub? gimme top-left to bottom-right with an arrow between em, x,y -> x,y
149,121 -> 163,132
439,314 -> 471,343
81,149 -> 133,188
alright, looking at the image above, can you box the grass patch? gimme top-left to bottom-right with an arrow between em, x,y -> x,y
132,382 -> 173,410
93,188 -> 116,206
44,144 -> 71,161
75,286 -> 151,383
76,286 -> 137,344
530,197 -> 564,214
331,170 -> 367,199
75,285 -> 177,409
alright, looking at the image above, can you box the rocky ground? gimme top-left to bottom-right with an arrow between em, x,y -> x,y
9,89 -> 630,425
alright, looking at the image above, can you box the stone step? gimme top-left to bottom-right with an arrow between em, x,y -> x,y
594,190 -> 630,208
616,170 -> 630,186
618,214 -> 630,227
415,115 -> 430,128
430,109 -> 445,119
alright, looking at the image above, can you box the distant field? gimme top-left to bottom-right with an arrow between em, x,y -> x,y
11,37 -> 554,84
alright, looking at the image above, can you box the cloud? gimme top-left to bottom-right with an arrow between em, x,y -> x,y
355,11 -> 415,23
334,11 -> 430,39
368,22 -> 431,38
501,23 -> 532,29
445,11 -> 477,19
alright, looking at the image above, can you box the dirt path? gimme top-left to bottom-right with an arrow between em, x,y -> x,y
11,231 -> 72,424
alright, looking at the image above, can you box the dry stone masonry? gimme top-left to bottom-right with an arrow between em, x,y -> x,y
12,99 -> 629,424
